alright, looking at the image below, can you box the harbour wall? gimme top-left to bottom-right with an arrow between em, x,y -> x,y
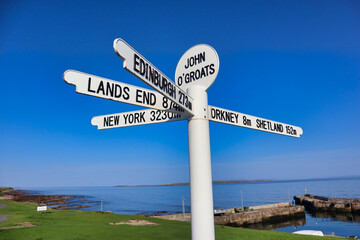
155,202 -> 305,227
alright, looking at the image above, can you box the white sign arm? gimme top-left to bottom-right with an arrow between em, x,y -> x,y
63,70 -> 187,115
113,38 -> 194,115
208,105 -> 303,138
91,108 -> 187,130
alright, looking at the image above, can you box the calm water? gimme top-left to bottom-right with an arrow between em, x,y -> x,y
23,177 -> 360,237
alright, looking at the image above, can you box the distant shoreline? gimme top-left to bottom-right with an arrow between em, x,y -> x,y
115,180 -> 272,187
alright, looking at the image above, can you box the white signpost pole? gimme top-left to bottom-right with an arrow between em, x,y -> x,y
187,86 -> 215,240
175,44 -> 220,240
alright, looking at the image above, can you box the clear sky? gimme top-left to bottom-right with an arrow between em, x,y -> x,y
1,0 -> 359,187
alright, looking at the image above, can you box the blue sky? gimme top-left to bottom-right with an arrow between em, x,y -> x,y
1,0 -> 359,187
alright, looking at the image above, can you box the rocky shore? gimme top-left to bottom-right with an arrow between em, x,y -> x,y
0,187 -> 94,210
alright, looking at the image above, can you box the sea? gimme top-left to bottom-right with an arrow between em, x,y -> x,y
22,177 -> 360,237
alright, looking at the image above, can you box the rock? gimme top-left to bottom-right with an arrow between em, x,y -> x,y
294,194 -> 360,213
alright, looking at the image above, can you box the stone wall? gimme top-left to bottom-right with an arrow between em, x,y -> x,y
155,204 -> 305,227
214,205 -> 304,227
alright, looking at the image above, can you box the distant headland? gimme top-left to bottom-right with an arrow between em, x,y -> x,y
115,180 -> 272,187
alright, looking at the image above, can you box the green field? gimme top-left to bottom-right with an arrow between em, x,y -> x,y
0,200 -> 341,240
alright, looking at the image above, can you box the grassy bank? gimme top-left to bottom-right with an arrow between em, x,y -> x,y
0,200 -> 341,240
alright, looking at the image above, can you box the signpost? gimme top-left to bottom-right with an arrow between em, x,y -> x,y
37,206 -> 47,211
64,39 -> 303,240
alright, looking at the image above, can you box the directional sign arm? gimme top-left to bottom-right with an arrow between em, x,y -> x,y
91,108 -> 187,130
208,105 -> 303,138
63,70 -> 187,115
113,38 -> 194,115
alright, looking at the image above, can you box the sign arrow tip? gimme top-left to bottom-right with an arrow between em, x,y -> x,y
91,117 -> 100,128
298,127 -> 304,136
63,69 -> 76,85
113,38 -> 126,61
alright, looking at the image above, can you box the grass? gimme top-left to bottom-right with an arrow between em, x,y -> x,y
0,200 -> 342,240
